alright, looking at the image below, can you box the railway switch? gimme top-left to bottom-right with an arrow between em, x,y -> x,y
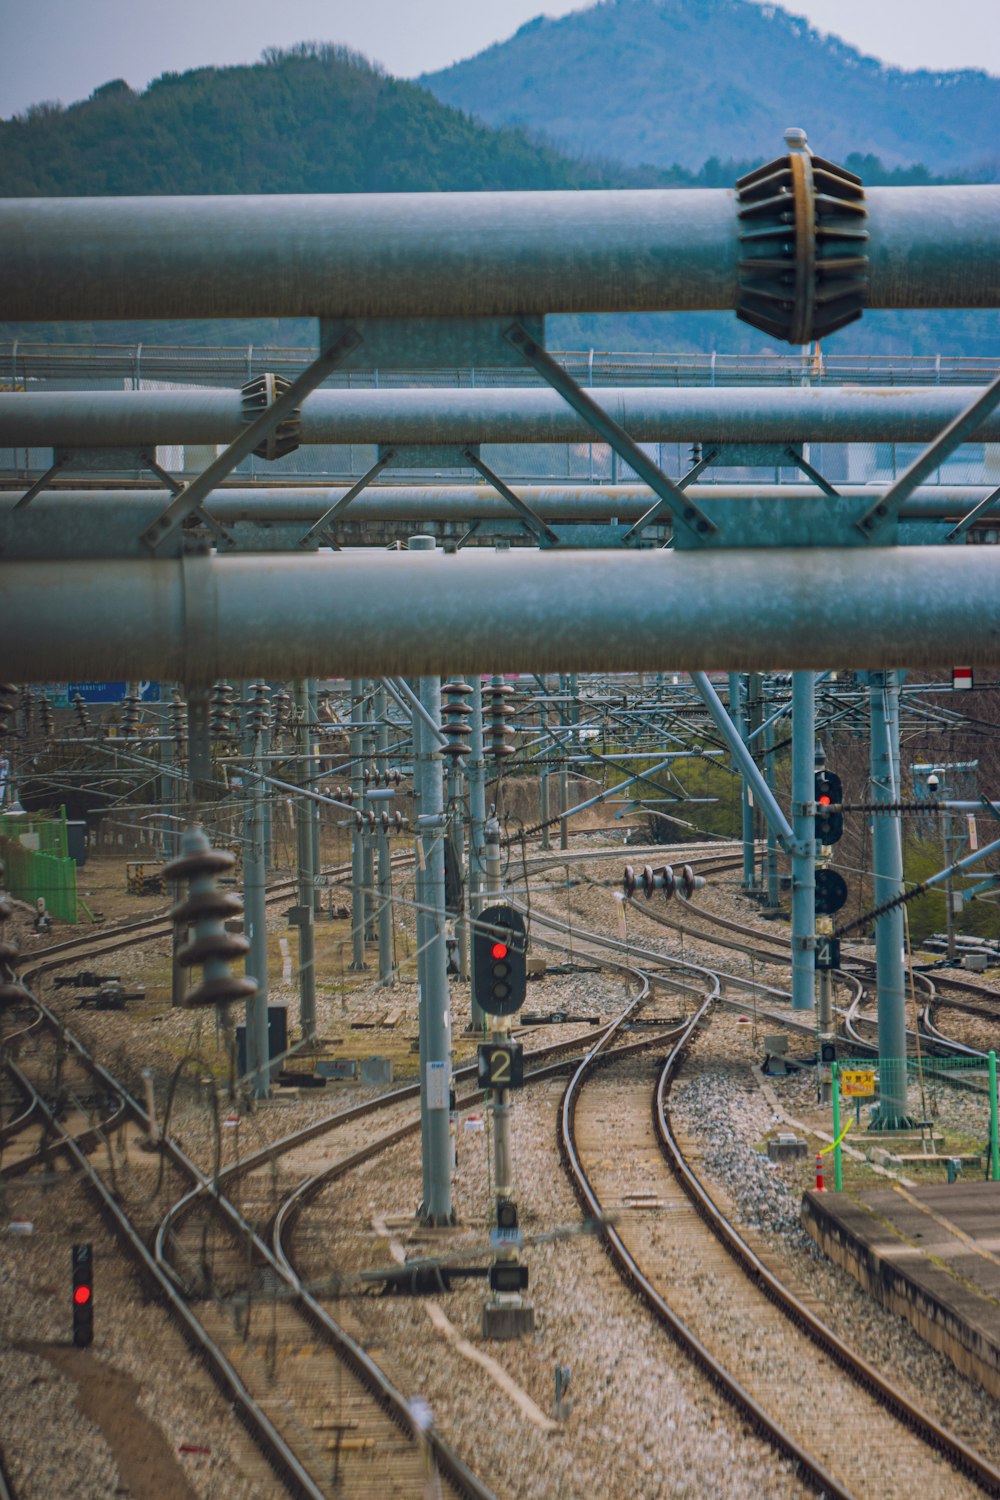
72,1243 -> 94,1347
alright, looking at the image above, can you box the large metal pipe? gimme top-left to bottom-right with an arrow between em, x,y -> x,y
2,486 -> 997,561
5,385 -> 1000,447
6,547 -> 999,680
1,186 -> 998,322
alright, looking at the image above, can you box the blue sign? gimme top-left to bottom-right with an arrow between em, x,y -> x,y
67,682 -> 161,704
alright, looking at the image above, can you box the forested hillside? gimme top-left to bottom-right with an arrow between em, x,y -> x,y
423,0 -> 1000,177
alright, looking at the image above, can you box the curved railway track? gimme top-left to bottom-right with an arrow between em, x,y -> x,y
560,995 -> 1000,1498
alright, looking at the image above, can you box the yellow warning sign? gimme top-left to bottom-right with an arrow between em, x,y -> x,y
841,1069 -> 876,1098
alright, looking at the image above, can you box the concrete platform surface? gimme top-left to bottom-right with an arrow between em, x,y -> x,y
803,1181 -> 1000,1397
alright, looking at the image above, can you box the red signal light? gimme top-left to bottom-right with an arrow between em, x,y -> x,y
74,1285 -> 91,1305
491,942 -> 508,961
818,795 -> 831,807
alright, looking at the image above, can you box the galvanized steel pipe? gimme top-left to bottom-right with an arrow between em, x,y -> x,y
1,186 -> 998,322
5,385 -> 1000,448
5,547 -> 999,680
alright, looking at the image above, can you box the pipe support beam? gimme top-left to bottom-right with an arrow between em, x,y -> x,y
1,186 -> 998,323
7,547 -> 998,680
5,385 -> 1000,448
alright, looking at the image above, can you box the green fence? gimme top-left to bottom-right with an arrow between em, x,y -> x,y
0,808 -> 77,922
830,1053 -> 999,1190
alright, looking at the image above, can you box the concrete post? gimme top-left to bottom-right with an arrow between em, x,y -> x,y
790,671 -> 816,1012
869,670 -> 909,1127
293,681 -> 316,1043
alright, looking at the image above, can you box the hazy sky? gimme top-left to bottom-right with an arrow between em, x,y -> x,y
0,0 -> 997,119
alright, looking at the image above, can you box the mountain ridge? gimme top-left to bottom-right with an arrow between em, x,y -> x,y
422,0 -> 1000,176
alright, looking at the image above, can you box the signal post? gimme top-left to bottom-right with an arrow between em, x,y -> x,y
475,815 -> 534,1339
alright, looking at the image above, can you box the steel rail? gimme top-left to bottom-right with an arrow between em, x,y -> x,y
656,1015 -> 1000,1492
6,384 -> 1000,448
2,185 -> 998,321
558,990 -> 852,1497
4,1056 -> 331,1500
7,547 -> 1000,681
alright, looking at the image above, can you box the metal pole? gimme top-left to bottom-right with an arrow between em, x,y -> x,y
728,673 -> 755,891
361,685 -> 377,943
186,684 -> 212,792
372,685 -> 394,988
869,670 -> 909,1127
539,693 -> 550,852
307,679 -> 321,892
831,1063 -> 843,1192
349,679 -> 366,972
990,1051 -> 999,1183
558,675 -> 570,852
243,689 -> 271,1100
466,675 -> 488,1033
790,671 -> 815,1013
763,680 -> 780,910
293,681 -> 316,1043
415,673 -> 453,1225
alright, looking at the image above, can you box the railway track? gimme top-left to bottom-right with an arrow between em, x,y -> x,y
560,995 -> 1000,1498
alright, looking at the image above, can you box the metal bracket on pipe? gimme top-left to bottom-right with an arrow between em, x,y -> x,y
139,327 -> 363,555
621,449 -> 718,543
784,447 -> 839,499
461,448 -> 559,546
502,321 -> 717,546
297,450 -> 396,550
12,456 -> 66,511
945,483 -> 1000,544
856,371 -> 1000,540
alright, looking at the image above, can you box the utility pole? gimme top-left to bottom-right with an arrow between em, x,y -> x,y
869,670 -> 909,1128
349,678 -> 367,972
790,671 -> 816,1012
466,675 -> 488,1033
293,681 -> 316,1043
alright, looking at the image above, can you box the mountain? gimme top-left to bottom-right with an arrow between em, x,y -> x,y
0,42 -> 657,197
422,0 -> 1000,177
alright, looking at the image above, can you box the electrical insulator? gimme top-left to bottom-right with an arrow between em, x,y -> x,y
689,441 -> 703,467
40,692 -> 54,739
120,689 -> 141,739
72,692 -> 91,733
163,823 -> 257,1009
271,689 -> 291,734
622,863 -> 705,901
441,680 -> 473,763
170,692 -> 188,759
393,810 -> 405,833
363,766 -> 372,785
246,681 -> 271,737
20,686 -> 32,733
209,680 -> 234,736
487,680 -> 516,762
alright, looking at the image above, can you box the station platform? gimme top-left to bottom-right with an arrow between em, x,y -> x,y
802,1181 -> 1000,1397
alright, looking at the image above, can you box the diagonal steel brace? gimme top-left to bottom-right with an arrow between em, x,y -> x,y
139,327 -> 363,554
297,450 -> 396,550
856,370 -> 1000,539
503,321 -> 717,544
621,449 -> 719,542
461,448 -> 559,545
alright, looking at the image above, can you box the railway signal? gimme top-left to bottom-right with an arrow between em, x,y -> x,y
472,905 -> 527,1017
72,1243 -> 93,1347
814,770 -> 843,845
814,868 -> 848,916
